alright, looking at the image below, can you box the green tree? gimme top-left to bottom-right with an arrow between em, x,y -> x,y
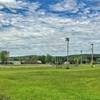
45,54 -> 52,64
0,51 -> 9,64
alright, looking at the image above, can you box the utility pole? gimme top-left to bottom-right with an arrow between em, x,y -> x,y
65,37 -> 69,63
91,43 -> 94,67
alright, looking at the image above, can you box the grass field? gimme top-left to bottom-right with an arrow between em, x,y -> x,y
0,64 -> 100,100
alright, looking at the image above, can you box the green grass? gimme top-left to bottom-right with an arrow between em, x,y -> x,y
0,64 -> 100,100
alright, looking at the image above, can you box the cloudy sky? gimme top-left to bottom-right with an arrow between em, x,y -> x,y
0,0 -> 100,56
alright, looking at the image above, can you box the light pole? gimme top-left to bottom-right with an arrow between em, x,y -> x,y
65,37 -> 69,63
80,50 -> 83,64
91,43 -> 94,67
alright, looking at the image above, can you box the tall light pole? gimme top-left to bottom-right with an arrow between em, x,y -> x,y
65,37 -> 69,63
91,43 -> 94,67
80,50 -> 83,64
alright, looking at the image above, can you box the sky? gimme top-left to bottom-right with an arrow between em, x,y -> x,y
0,0 -> 100,56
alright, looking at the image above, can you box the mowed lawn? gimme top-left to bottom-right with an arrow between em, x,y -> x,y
0,65 -> 100,100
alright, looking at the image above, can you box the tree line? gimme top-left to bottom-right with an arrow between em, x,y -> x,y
0,50 -> 100,64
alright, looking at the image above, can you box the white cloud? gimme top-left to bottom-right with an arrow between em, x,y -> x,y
50,0 -> 78,12
0,0 -> 16,7
0,0 -> 16,3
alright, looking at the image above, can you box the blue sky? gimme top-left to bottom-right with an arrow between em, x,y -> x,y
0,0 -> 100,56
